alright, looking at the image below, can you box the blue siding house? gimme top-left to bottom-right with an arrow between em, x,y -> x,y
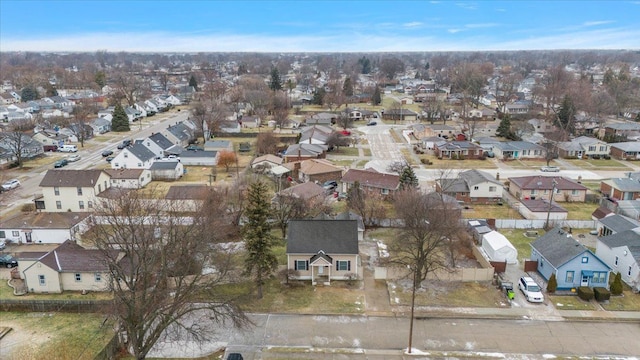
530,227 -> 611,290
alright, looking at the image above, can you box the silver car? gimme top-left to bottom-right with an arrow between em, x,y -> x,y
1,179 -> 20,190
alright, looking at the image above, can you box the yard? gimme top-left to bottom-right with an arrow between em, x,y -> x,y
0,312 -> 115,360
389,280 -> 508,308
561,202 -> 599,220
462,204 -> 524,220
419,156 -> 498,169
501,228 -> 538,260
565,158 -> 631,171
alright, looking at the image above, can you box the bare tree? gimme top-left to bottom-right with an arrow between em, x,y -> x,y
346,182 -> 387,226
389,188 -> 462,353
271,194 -> 311,238
86,186 -> 250,360
533,65 -> 571,121
495,72 -> 523,112
256,132 -> 278,156
0,119 -> 36,168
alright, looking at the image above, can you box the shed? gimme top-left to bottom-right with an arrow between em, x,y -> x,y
481,231 -> 518,264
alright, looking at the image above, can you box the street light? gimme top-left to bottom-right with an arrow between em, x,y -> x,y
545,179 -> 558,229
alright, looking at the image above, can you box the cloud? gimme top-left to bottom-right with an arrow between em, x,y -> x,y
403,22 -> 423,28
447,29 -> 463,34
465,23 -> 499,29
455,2 -> 478,10
582,20 -> 614,27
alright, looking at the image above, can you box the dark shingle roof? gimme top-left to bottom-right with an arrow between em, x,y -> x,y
598,229 -> 640,263
149,160 -> 180,170
127,143 -> 156,162
104,168 -> 145,179
0,212 -> 91,229
531,227 -> 589,268
39,169 -> 107,187
165,185 -> 210,200
599,214 -> 640,233
37,240 -> 115,272
286,220 -> 358,255
341,168 -> 399,190
509,176 -> 587,191
148,132 -> 174,150
459,169 -> 501,186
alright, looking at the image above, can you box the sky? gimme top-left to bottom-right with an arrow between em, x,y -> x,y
1,1 -> 639,52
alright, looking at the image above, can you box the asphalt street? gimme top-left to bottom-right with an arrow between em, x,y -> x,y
148,313 -> 640,359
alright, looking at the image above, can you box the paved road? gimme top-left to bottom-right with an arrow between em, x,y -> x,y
148,313 -> 640,359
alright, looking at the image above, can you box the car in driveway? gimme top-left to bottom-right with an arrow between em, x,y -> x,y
323,180 -> 338,191
1,179 -> 20,190
102,150 -> 114,157
540,166 -> 560,172
519,276 -> 544,303
117,139 -> 132,149
0,254 -> 18,268
67,154 -> 81,162
54,159 -> 68,168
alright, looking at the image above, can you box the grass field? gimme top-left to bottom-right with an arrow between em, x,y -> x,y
390,281 -> 508,308
419,156 -> 497,169
462,205 -> 525,219
501,228 -> 537,260
561,202 -> 600,220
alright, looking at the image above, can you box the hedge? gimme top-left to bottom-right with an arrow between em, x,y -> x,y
577,286 -> 594,301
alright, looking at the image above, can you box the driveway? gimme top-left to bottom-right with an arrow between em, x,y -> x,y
357,121 -> 406,173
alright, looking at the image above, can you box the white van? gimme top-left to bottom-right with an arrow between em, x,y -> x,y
58,144 -> 78,153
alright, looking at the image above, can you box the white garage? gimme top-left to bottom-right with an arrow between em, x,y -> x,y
481,230 -> 518,264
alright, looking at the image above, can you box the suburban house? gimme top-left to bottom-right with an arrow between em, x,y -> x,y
148,160 -> 184,181
508,175 -> 588,202
596,214 -> 640,237
530,227 -> 611,290
604,123 -> 640,139
164,185 -> 212,212
36,169 -> 111,212
610,142 -> 640,160
0,212 -> 91,244
305,112 -> 336,126
286,158 -> 342,184
299,125 -> 333,145
600,177 -> 640,201
104,168 -> 152,189
518,199 -> 568,221
91,117 -> 111,134
18,240 -> 119,293
110,143 -> 156,169
556,136 -> 610,159
382,108 -> 419,122
286,219 -> 360,285
32,129 -> 70,149
492,141 -> 545,160
277,181 -> 326,203
140,132 -> 182,158
595,228 -> 640,292
251,154 -> 284,170
162,121 -> 195,147
340,168 -> 400,196
436,169 -> 503,204
427,124 -> 456,138
282,143 -> 327,163
434,140 -> 484,160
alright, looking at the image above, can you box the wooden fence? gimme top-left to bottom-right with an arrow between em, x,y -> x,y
0,299 -> 112,313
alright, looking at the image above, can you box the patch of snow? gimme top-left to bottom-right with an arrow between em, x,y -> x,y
404,347 -> 430,355
543,355 -> 557,359
465,342 -> 475,350
394,297 -> 400,304
470,352 -> 506,358
556,303 -> 564,307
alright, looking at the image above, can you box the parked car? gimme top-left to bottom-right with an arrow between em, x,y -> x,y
0,241 -> 5,251
1,179 -> 20,190
186,145 -> 202,151
323,180 -> 338,191
366,121 -> 377,126
518,276 -> 544,303
54,159 -> 68,168
341,130 -> 352,136
0,254 -> 18,268
67,154 -> 81,162
106,156 -> 115,162
117,139 -> 132,149
102,150 -> 114,157
540,166 -> 560,172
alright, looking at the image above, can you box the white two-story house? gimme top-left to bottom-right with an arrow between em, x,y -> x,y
36,169 -> 111,212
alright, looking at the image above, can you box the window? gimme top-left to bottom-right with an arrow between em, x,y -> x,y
38,275 -> 46,286
572,190 -> 579,195
381,188 -> 389,195
77,187 -> 83,195
54,187 -> 60,196
474,186 -> 479,190
79,201 -> 85,210
12,230 -> 19,237
531,189 -> 537,195
98,184 -> 102,193
88,201 -> 93,209
56,201 -> 62,210
0,231 -> 5,238
75,273 -> 81,282
124,153 -> 128,158
588,145 -> 596,151
489,186 -> 496,192
566,271 -> 574,283
294,260 -> 308,271
593,272 -> 606,283
582,256 -> 588,263
137,162 -> 142,167
615,256 -> 619,266
600,146 -> 607,152
95,273 -> 102,282
336,261 -> 351,271
629,266 -> 633,276
114,163 -> 120,168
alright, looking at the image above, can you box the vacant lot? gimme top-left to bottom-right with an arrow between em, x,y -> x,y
0,312 -> 114,360
390,280 -> 508,308
462,204 -> 524,219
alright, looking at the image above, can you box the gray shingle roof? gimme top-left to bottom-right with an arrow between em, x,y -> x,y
40,169 -> 107,187
128,143 -> 156,162
286,220 -> 358,255
598,229 -> 640,263
509,175 -> 587,191
531,227 -> 589,268
37,240 -> 115,272
459,169 -> 501,186
603,178 -> 640,192
148,133 -> 174,150
149,160 -> 180,170
599,214 -> 640,233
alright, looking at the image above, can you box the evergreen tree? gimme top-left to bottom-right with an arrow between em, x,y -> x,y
547,273 -> 557,293
269,67 -> 282,91
496,115 -> 512,138
45,83 -> 58,97
399,166 -> 419,189
312,88 -> 326,105
343,77 -> 354,97
358,56 -> 371,74
95,71 -> 106,88
243,181 -> 278,299
188,74 -> 198,91
21,85 -> 38,102
610,272 -> 623,295
555,95 -> 576,137
111,103 -> 130,132
372,86 -> 382,105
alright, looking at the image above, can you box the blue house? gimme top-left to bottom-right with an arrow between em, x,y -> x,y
530,227 -> 611,290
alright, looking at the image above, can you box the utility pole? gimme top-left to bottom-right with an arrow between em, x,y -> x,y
545,180 -> 558,229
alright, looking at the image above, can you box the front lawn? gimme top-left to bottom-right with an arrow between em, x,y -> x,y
601,293 -> 640,311
330,147 -> 360,156
420,156 -> 497,169
390,281 -> 507,308
549,295 -> 598,310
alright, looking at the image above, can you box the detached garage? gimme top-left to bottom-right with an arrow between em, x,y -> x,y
481,231 -> 518,264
